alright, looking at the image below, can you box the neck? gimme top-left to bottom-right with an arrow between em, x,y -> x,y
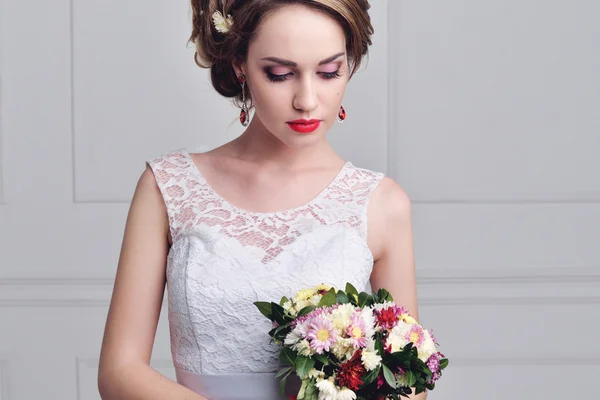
227,115 -> 341,171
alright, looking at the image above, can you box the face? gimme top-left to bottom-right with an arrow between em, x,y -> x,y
235,5 -> 350,147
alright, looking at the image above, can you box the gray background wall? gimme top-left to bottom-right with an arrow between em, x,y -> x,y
0,0 -> 598,399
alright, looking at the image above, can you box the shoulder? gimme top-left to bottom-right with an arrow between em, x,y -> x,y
367,176 -> 413,260
373,176 -> 412,220
347,163 -> 410,216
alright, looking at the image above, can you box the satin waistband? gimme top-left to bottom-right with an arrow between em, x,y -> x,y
175,367 -> 302,400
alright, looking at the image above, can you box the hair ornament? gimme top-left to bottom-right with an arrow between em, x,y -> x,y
212,10 -> 233,34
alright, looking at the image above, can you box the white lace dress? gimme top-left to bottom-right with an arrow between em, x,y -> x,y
146,149 -> 385,400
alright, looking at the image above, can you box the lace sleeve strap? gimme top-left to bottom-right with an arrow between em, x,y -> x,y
145,149 -> 194,241
347,168 -> 386,240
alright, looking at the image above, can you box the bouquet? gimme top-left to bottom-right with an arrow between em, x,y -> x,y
254,283 -> 448,400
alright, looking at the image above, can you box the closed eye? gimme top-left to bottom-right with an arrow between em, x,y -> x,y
265,70 -> 342,83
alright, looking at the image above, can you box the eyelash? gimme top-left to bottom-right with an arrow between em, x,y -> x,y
265,71 -> 341,83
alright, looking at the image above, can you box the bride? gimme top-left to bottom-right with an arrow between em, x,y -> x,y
98,1 -> 424,399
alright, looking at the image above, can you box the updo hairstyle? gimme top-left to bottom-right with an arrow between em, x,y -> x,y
189,0 -> 373,107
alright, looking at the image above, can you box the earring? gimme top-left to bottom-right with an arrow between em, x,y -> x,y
336,105 -> 346,123
238,74 -> 250,127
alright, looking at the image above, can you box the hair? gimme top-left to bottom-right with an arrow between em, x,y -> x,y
189,0 -> 373,106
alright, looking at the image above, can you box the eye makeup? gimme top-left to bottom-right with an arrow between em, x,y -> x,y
263,63 -> 343,83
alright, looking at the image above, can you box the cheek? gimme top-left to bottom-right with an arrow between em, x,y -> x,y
250,83 -> 290,114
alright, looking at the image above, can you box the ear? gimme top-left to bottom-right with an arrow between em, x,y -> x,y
232,61 -> 246,79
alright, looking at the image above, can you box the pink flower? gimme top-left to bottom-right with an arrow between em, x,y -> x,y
306,316 -> 337,354
405,324 -> 426,347
426,352 -> 445,384
345,313 -> 368,348
292,306 -> 329,327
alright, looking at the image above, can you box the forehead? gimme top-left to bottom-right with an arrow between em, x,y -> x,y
249,5 -> 347,63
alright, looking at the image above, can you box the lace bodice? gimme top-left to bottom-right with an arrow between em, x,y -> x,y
147,149 -> 385,375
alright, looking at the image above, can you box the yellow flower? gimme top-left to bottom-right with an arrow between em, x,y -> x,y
294,288 -> 317,302
399,313 -> 417,324
316,283 -> 333,291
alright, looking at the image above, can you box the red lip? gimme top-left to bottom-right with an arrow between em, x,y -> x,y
287,119 -> 321,133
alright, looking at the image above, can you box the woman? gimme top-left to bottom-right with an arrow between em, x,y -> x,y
98,1 -> 423,399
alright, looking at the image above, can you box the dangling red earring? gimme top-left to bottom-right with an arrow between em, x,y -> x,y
238,74 -> 250,127
337,105 -> 346,123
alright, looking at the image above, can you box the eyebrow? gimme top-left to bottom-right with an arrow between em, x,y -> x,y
260,52 -> 346,67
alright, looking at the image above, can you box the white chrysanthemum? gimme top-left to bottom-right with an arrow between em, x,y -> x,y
386,322 -> 412,352
293,339 -> 313,357
331,337 -> 355,361
337,388 -> 357,400
284,330 -> 302,346
293,299 -> 311,314
316,378 -> 338,400
282,300 -> 294,313
397,372 -> 409,387
418,330 -> 437,362
361,349 -> 382,371
308,368 -> 326,380
359,307 -> 377,338
211,10 -> 233,33
331,303 -> 355,331
309,294 -> 322,306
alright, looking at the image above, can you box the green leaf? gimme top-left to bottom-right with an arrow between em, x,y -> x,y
280,347 -> 297,366
440,358 -> 449,369
375,337 -> 384,356
298,305 -> 317,316
390,351 -> 411,368
296,355 -> 315,379
304,379 -> 318,400
279,296 -> 289,307
372,290 -> 380,303
361,364 -> 381,386
297,378 -> 309,400
405,370 -> 416,387
314,353 -> 330,366
336,290 -> 350,304
411,357 -> 427,370
273,326 -> 291,342
254,301 -> 273,319
358,292 -> 373,307
279,370 -> 292,399
382,364 -> 398,388
377,288 -> 394,302
345,282 -> 359,298
271,302 -> 287,325
275,366 -> 293,378
318,288 -> 337,307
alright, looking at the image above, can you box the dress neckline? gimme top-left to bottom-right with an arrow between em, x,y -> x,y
181,150 -> 351,217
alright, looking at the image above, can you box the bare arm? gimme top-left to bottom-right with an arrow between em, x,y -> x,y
97,165 -> 209,400
368,177 -> 427,400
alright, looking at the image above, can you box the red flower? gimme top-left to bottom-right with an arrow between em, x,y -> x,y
375,307 -> 401,330
376,371 -> 385,389
336,350 -> 366,391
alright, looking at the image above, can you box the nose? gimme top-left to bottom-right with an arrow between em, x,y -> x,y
292,75 -> 318,113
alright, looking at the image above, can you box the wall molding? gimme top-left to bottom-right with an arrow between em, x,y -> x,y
77,355 -> 600,370
448,357 -> 600,367
0,267 -> 598,307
